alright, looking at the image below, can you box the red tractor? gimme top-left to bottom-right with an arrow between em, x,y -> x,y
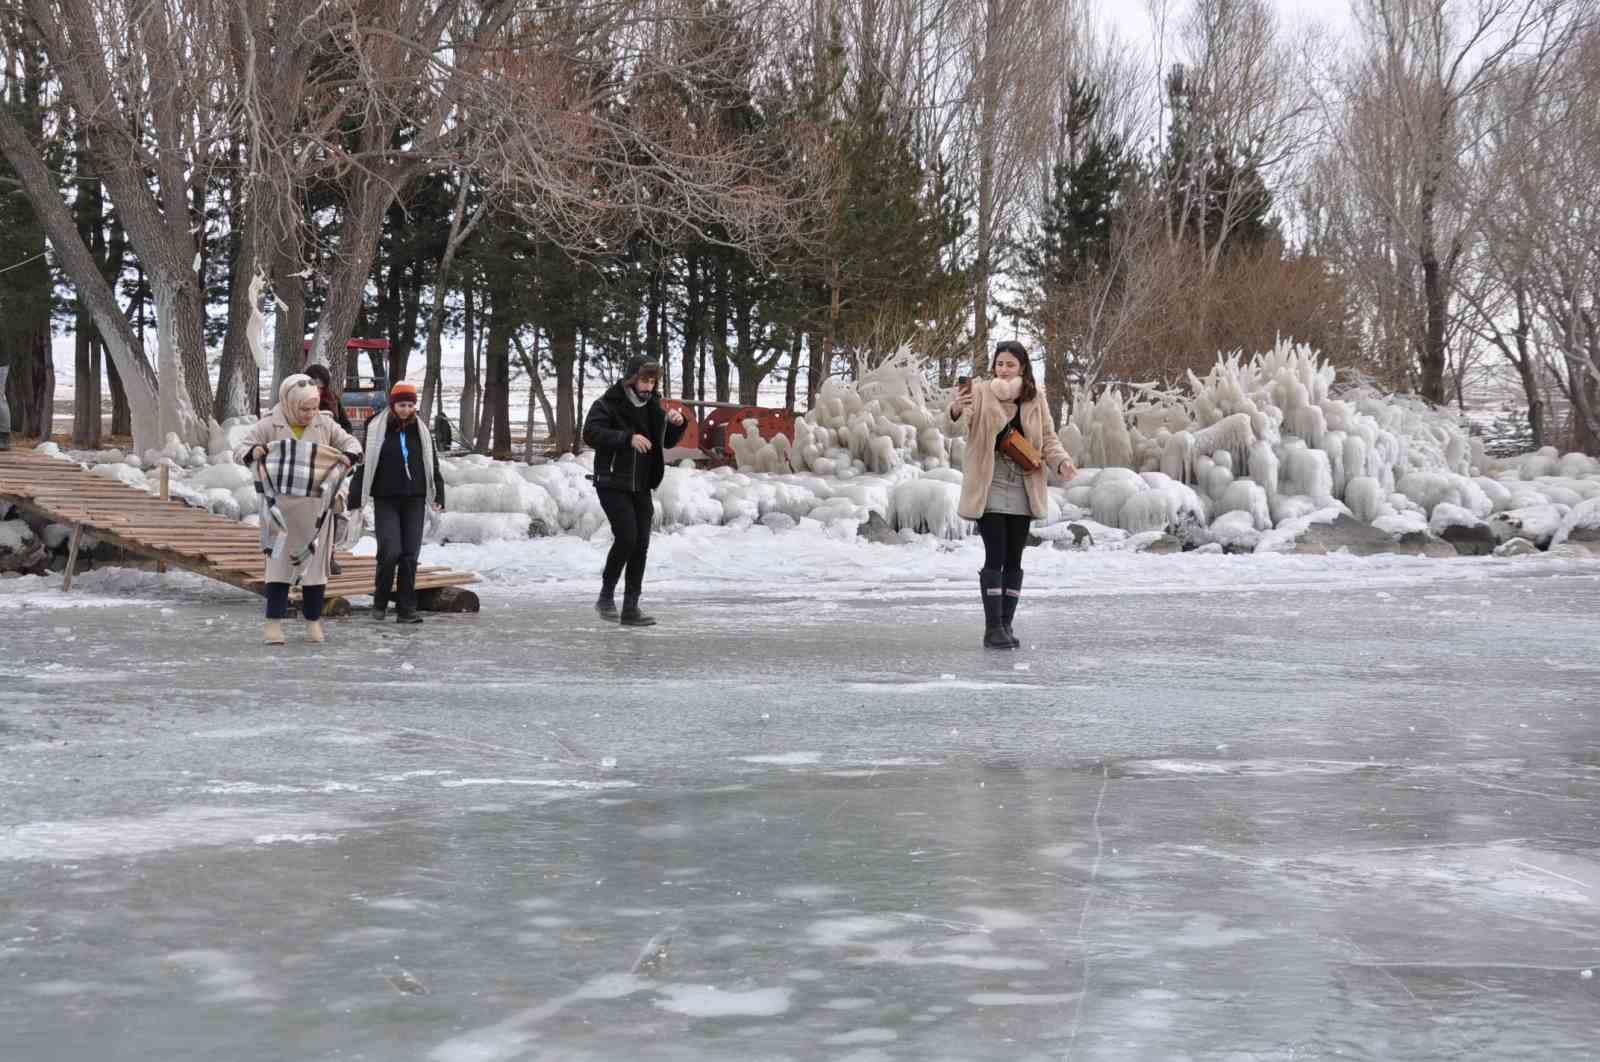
661,400 -> 797,468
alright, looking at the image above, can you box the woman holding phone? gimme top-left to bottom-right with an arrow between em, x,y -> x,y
947,340 -> 1076,649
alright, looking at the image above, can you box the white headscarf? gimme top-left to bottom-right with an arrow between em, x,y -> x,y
280,373 -> 321,428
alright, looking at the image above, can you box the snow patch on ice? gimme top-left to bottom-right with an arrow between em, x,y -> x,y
736,752 -> 823,766
653,984 -> 792,1017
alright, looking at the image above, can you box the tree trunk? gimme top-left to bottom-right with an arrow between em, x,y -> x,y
271,236 -> 308,395
784,332 -> 801,409
106,353 -> 131,436
681,254 -> 702,401
306,173 -> 404,389
72,326 -> 102,448
0,105 -> 161,450
478,300 -> 512,459
575,333 -> 587,455
4,325 -> 51,440
1416,171 -> 1449,406
459,280 -> 477,445
213,185 -> 263,422
550,318 -> 578,452
511,331 -> 555,446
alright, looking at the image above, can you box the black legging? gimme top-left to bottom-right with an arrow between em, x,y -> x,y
374,495 -> 426,610
977,512 -> 1030,574
598,487 -> 653,596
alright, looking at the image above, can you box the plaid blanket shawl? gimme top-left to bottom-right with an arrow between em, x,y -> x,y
253,439 -> 351,571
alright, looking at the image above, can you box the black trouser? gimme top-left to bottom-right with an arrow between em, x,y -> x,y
266,583 -> 324,621
977,512 -> 1031,574
374,495 -> 426,611
597,487 -> 653,596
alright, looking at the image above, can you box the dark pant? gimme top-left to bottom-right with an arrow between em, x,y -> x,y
266,583 -> 324,621
598,487 -> 653,596
977,512 -> 1031,574
374,495 -> 426,611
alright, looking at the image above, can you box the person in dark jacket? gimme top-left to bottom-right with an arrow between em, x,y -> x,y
433,410 -> 454,453
347,380 -> 445,624
582,356 -> 687,626
303,363 -> 355,433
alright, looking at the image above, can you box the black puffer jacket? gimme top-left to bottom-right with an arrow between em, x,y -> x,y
583,384 -> 687,492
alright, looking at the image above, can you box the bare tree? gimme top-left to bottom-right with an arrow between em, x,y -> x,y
1325,0 -> 1589,406
955,0 -> 1070,371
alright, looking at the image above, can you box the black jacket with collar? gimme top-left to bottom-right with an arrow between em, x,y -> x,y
583,383 -> 687,492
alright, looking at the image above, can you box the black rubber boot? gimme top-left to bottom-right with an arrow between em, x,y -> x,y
1000,569 -> 1023,648
620,593 -> 656,627
595,587 -> 620,622
980,569 -> 1009,649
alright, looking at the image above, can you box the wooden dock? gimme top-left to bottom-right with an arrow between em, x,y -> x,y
0,446 -> 477,607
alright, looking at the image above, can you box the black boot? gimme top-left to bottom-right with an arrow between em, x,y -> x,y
595,585 -> 620,622
1000,569 -> 1023,648
620,593 -> 656,627
980,569 -> 1009,649
395,608 -> 423,625
372,592 -> 388,620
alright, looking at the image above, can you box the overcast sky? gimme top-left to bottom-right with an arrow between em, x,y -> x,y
1102,0 -> 1354,45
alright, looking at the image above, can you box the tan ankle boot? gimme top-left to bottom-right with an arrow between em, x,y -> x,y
263,620 -> 286,645
305,620 -> 325,644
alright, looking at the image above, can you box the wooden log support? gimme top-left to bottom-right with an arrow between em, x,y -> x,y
61,523 -> 83,592
157,463 -> 170,573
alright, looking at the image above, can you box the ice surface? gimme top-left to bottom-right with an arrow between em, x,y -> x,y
5,545 -> 1599,1060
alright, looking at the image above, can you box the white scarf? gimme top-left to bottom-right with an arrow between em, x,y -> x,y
991,377 -> 1023,402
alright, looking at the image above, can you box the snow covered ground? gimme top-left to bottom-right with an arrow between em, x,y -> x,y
3,544 -> 1599,1059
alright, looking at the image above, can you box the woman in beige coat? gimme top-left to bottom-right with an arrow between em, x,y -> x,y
947,340 -> 1076,649
234,374 -> 362,645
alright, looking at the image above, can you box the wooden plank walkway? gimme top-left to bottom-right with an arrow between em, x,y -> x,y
0,446 -> 477,604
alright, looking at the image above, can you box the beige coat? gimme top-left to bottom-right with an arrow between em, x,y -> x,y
947,379 -> 1073,521
234,405 -> 362,586
233,404 -> 362,465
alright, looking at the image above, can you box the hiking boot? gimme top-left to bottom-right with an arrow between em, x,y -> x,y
619,594 -> 656,627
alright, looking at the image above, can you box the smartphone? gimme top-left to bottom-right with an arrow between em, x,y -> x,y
957,375 -> 972,392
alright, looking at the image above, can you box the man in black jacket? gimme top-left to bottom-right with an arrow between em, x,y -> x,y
582,356 -> 687,626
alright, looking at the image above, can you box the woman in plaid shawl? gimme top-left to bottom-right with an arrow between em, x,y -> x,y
234,374 -> 362,645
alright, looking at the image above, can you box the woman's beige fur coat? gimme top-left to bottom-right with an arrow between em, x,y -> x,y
946,378 -> 1074,521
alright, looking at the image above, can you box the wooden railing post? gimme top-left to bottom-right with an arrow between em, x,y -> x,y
62,523 -> 83,592
157,463 -> 170,574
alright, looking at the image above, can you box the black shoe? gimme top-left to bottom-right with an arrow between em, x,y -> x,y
1000,569 -> 1023,649
595,591 -> 619,622
979,568 -> 1008,649
395,609 -> 424,625
372,599 -> 387,621
619,595 -> 656,627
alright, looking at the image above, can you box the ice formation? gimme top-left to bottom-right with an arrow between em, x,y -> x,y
19,340 -> 1600,557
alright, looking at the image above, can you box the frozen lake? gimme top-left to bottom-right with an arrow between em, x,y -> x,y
3,553 -> 1599,1059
